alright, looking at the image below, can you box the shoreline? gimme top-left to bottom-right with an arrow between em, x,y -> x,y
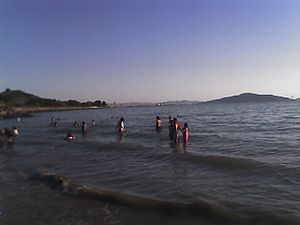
0,104 -> 158,119
0,106 -> 106,119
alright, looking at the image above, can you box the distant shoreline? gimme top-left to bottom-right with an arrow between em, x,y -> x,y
0,89 -> 109,119
0,106 -> 105,119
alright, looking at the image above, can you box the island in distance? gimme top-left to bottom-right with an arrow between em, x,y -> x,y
204,93 -> 295,104
158,93 -> 295,106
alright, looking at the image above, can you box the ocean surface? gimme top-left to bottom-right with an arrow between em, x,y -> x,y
0,102 -> 300,225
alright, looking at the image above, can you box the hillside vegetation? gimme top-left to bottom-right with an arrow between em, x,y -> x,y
0,89 -> 107,118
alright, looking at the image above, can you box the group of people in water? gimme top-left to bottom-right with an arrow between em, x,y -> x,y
64,120 -> 95,140
62,115 -> 189,144
0,114 -> 189,147
0,113 -> 189,145
156,115 -> 189,143
50,117 -> 96,140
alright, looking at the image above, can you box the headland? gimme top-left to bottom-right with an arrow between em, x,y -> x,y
0,89 -> 107,119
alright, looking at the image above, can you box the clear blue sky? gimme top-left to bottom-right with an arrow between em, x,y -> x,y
1,0 -> 300,102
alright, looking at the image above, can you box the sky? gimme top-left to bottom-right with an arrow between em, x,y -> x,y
1,0 -> 300,103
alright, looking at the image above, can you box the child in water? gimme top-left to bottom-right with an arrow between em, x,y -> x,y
181,122 -> 189,143
156,116 -> 161,131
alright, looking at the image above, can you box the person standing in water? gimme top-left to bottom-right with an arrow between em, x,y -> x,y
81,121 -> 87,134
12,127 -> 19,136
156,116 -> 161,131
117,117 -> 126,133
172,118 -> 181,143
73,121 -> 79,127
168,115 -> 173,140
50,117 -> 56,127
181,122 -> 189,143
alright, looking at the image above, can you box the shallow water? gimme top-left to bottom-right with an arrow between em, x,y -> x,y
1,102 -> 300,225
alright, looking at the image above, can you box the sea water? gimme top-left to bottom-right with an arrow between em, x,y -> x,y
0,102 -> 300,225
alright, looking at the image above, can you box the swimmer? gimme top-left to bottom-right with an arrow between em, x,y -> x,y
2,128 -> 11,137
168,115 -> 173,140
91,120 -> 96,126
12,126 -> 19,136
81,121 -> 87,134
3,128 -> 14,144
64,132 -> 76,141
156,116 -> 161,131
171,118 -> 181,143
73,121 -> 79,127
181,122 -> 189,143
117,117 -> 125,133
50,117 -> 56,126
1,128 -> 6,136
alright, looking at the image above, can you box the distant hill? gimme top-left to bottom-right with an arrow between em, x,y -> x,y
0,88 -> 107,109
0,89 -> 61,107
205,93 -> 294,104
